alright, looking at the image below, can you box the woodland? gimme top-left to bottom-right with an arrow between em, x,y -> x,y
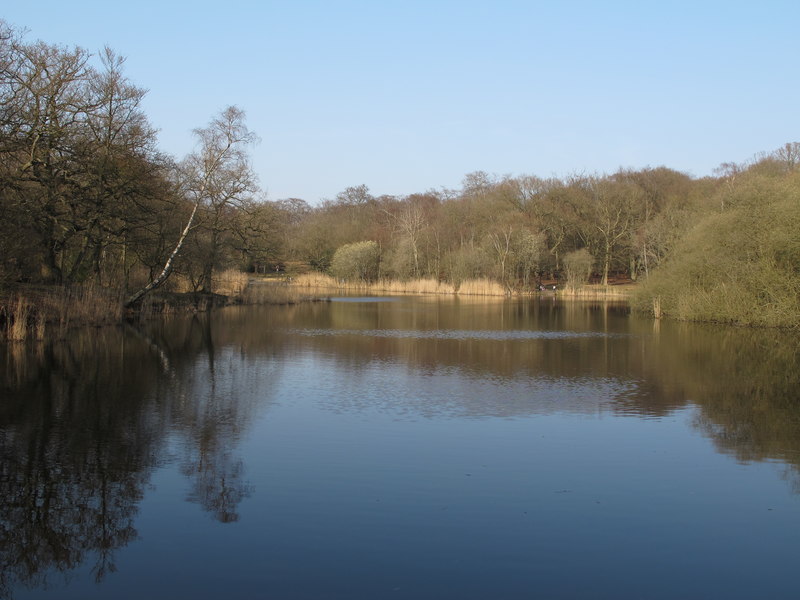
1,21 -> 799,329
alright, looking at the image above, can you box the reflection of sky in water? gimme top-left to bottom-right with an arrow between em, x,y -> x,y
4,300 -> 800,599
278,349 -> 639,420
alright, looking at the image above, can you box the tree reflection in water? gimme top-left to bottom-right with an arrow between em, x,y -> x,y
1,299 -> 799,596
177,316 -> 254,523
273,299 -> 800,484
0,333 -> 157,596
0,315 -> 263,596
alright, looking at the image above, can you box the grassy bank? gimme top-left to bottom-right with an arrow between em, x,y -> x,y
558,283 -> 635,299
0,270 -> 320,341
289,273 -> 505,296
148,269 -> 310,310
1,270 -> 637,341
0,285 -> 124,341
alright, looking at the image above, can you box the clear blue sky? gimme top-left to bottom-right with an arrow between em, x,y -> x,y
4,1 -> 799,203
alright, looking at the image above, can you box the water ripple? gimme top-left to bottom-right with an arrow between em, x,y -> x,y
289,328 -> 624,340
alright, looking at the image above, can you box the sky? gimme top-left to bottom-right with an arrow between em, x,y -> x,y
3,1 -> 799,203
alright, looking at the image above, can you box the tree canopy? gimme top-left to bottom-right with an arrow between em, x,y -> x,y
2,20 -> 798,327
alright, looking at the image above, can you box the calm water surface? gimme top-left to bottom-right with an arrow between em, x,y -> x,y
1,296 -> 799,599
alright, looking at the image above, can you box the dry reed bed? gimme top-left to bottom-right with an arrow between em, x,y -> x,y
558,284 -> 634,299
242,281 -> 305,305
1,269 -> 316,341
1,272 -> 634,341
290,273 -> 635,300
212,269 -> 250,297
1,286 -> 123,341
289,273 -> 509,296
1,269 -> 252,340
135,271 -> 313,314
164,269 -> 251,297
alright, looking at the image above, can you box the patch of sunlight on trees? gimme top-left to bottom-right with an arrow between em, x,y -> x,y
330,241 -> 381,283
633,169 -> 800,327
4,18 -> 800,334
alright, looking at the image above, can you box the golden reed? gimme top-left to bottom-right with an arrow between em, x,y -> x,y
290,274 -> 633,300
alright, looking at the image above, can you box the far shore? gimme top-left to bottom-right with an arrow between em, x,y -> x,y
278,273 -> 635,299
1,274 -> 634,342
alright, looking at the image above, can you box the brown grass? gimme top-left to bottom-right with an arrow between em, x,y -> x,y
164,272 -> 194,294
456,278 -> 507,296
289,273 -> 512,296
163,269 -> 249,296
1,285 -> 123,341
6,296 -> 32,341
213,269 -> 250,297
652,295 -> 663,319
370,278 -> 457,294
557,284 -> 634,299
290,272 -> 341,288
242,281 -> 304,304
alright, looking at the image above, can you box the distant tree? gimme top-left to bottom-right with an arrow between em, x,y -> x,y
712,161 -> 745,209
486,224 -> 514,289
563,248 -> 594,290
291,210 -> 337,271
234,200 -> 288,273
442,245 -> 493,287
330,241 -> 380,282
380,193 -> 436,279
633,170 -> 800,327
773,142 -> 800,172
619,167 -> 694,279
276,197 -> 312,224
510,229 -> 546,289
566,175 -> 642,285
335,184 -> 372,205
461,170 -> 495,199
505,176 -> 572,273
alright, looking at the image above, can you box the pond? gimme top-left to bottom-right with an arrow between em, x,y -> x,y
1,296 -> 799,599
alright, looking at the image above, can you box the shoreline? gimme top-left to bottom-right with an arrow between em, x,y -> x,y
282,273 -> 635,300
0,281 -> 323,342
1,276 -> 636,342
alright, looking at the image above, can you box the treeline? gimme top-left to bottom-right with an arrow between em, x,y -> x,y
282,148 -> 798,318
0,21 -> 276,303
631,156 -> 800,327
2,21 -> 799,327
282,170 -> 701,289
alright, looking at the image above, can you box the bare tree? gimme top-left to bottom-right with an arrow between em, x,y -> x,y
125,106 -> 257,306
0,35 -> 95,282
566,176 -> 641,286
772,142 -> 800,172
487,225 -> 514,289
395,201 -> 426,277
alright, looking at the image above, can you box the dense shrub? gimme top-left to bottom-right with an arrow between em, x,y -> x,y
633,171 -> 800,327
330,241 -> 381,282
563,249 -> 594,289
